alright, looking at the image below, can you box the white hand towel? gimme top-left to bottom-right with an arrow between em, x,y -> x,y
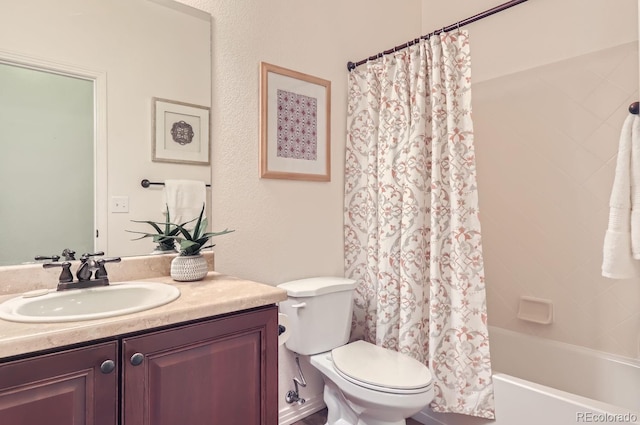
602,114 -> 640,278
162,179 -> 207,225
630,116 -> 640,258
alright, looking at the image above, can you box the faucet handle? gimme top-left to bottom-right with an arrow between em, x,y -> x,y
95,257 -> 121,279
35,255 -> 61,262
81,251 -> 105,260
43,261 -> 73,283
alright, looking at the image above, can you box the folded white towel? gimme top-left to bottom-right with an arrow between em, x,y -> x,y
631,116 -> 640,258
602,115 -> 640,278
162,179 -> 207,225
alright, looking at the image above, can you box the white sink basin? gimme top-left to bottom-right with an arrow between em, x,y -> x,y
0,282 -> 180,323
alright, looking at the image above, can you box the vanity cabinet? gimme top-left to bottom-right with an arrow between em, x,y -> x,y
0,341 -> 118,425
122,306 -> 278,425
0,305 -> 278,425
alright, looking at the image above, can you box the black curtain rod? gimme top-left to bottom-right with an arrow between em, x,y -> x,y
347,0 -> 529,71
630,102 -> 639,115
141,179 -> 211,188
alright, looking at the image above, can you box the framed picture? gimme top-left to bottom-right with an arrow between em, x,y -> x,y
152,98 -> 210,165
260,62 -> 331,181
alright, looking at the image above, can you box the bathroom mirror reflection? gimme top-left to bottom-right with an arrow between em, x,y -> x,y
0,0 -> 212,266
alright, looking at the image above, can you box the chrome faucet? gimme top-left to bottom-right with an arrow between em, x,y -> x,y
43,252 -> 121,291
76,252 -> 101,281
61,248 -> 76,261
35,248 -> 76,262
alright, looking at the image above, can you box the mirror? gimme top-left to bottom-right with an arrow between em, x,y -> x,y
0,0 -> 212,266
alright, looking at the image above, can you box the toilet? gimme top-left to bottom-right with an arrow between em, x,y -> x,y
278,277 -> 434,425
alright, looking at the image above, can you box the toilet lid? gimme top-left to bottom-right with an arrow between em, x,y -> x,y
331,340 -> 432,392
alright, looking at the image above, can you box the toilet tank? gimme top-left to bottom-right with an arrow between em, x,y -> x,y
278,277 -> 357,355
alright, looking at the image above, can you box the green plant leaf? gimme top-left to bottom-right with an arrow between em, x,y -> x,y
201,229 -> 235,238
175,225 -> 194,241
125,231 -> 158,241
164,205 -> 171,235
129,220 -> 163,235
192,204 -> 205,239
180,240 -> 199,249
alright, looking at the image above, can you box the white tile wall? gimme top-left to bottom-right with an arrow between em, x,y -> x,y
473,42 -> 640,358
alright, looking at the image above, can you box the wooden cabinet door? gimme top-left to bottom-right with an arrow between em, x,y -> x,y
0,341 -> 118,425
122,306 -> 278,425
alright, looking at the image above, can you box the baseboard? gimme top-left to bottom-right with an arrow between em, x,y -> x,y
278,394 -> 326,425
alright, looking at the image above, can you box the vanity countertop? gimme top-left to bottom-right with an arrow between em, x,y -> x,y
0,272 -> 287,359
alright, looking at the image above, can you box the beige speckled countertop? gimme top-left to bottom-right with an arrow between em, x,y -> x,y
0,272 -> 287,359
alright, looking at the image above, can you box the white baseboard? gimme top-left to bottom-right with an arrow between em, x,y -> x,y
278,394 -> 326,425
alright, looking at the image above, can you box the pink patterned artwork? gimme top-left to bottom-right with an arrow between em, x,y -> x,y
276,89 -> 318,160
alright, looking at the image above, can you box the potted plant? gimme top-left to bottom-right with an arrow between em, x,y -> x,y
169,204 -> 234,281
128,204 -> 233,281
127,206 -> 181,254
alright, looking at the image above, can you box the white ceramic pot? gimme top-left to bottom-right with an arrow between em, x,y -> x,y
170,254 -> 208,281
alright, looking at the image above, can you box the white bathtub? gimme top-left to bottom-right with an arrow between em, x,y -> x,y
414,326 -> 640,425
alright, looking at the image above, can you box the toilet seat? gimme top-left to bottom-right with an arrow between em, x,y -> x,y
331,340 -> 432,395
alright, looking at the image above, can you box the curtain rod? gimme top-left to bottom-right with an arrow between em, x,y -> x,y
346,0 -> 529,71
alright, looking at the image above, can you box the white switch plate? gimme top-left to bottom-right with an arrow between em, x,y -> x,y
111,196 -> 129,213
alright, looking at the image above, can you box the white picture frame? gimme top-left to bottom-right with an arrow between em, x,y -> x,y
152,97 -> 210,165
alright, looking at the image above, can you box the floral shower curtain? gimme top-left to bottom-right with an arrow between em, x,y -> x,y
344,30 -> 494,419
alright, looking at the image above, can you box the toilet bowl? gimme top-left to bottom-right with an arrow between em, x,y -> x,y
311,341 -> 433,425
278,277 -> 434,425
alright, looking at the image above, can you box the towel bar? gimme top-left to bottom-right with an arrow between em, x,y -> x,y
141,179 -> 211,188
629,102 -> 639,115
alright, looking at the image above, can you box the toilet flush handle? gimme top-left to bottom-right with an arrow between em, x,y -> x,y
291,302 -> 306,308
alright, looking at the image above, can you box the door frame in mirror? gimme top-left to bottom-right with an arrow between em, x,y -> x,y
0,49 -> 108,255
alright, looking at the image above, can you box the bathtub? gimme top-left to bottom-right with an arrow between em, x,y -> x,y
414,326 -> 640,425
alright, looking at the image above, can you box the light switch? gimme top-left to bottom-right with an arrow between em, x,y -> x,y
111,196 -> 129,213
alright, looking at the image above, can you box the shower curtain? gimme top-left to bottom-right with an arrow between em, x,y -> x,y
344,30 -> 494,419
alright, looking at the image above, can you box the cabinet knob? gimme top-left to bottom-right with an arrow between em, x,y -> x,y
100,359 -> 116,374
130,352 -> 144,366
